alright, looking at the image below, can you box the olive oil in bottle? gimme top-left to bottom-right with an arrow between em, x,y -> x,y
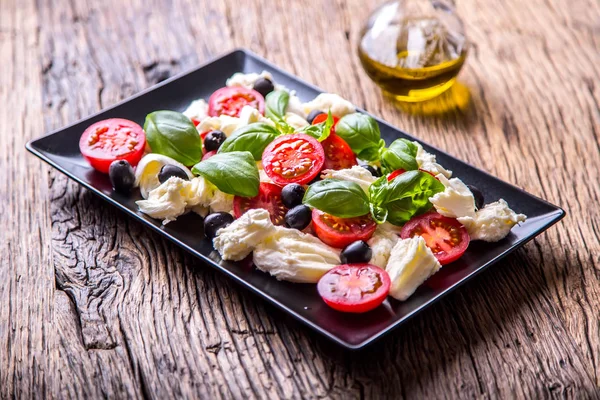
358,1 -> 468,102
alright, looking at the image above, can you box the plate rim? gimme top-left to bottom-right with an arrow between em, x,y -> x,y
26,47 -> 566,350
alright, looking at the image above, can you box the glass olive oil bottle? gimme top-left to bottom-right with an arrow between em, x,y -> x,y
358,1 -> 468,102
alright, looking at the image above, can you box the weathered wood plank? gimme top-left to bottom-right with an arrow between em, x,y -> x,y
2,0 -> 600,398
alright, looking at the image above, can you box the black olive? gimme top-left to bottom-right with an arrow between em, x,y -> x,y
158,165 -> 189,184
285,205 -> 312,230
108,160 -> 135,193
281,183 -> 306,208
467,185 -> 485,210
340,241 -> 372,264
253,77 -> 275,98
360,164 -> 381,177
204,212 -> 235,240
204,130 -> 227,152
307,109 -> 325,124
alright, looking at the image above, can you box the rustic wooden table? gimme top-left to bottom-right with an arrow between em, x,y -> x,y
2,0 -> 599,398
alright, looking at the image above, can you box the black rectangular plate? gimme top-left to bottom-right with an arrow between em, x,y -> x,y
27,49 -> 565,349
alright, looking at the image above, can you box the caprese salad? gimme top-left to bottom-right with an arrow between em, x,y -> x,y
79,70 -> 526,313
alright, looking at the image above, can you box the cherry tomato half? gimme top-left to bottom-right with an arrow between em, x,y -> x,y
321,133 -> 357,171
317,264 -> 391,313
312,209 -> 376,248
233,182 -> 288,225
400,212 -> 470,265
208,86 -> 265,117
312,113 -> 340,127
262,133 -> 325,186
79,118 -> 146,174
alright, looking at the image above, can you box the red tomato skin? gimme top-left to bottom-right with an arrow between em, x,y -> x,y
262,133 -> 325,186
400,212 -> 470,265
312,113 -> 340,127
233,182 -> 287,225
317,264 -> 391,313
79,118 -> 146,174
202,150 -> 216,160
191,117 -> 201,126
321,133 -> 358,171
311,209 -> 376,248
208,86 -> 265,117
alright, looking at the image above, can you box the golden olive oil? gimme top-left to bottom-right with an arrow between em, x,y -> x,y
358,16 -> 467,102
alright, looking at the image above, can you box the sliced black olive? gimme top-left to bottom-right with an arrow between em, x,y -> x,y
340,240 -> 372,264
281,183 -> 306,208
158,165 -> 189,184
285,205 -> 312,230
204,212 -> 235,240
307,109 -> 325,124
253,77 -> 275,98
467,185 -> 484,210
108,160 -> 135,193
204,130 -> 227,152
360,164 -> 381,177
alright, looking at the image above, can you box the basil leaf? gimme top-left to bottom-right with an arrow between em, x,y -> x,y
380,139 -> 419,173
335,113 -> 384,162
299,111 -> 334,142
191,151 -> 259,197
218,123 -> 280,160
369,171 -> 445,225
303,179 -> 370,218
370,204 -> 388,224
275,118 -> 295,134
265,90 -> 290,121
144,110 -> 202,165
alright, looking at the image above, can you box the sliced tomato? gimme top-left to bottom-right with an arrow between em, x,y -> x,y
262,133 -> 325,186
202,150 -> 216,161
312,209 -> 376,248
312,113 -> 340,127
79,118 -> 146,174
321,134 -> 357,170
208,86 -> 265,117
400,212 -> 470,265
387,168 -> 438,182
233,182 -> 288,225
317,264 -> 390,313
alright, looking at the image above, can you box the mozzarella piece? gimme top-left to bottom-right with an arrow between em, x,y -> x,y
286,93 -> 307,118
367,227 -> 399,269
182,99 -> 208,121
136,177 -> 190,224
134,154 -> 193,199
253,226 -> 340,283
429,175 -> 476,218
415,142 -> 452,178
239,105 -> 275,127
457,199 -> 526,242
213,209 -> 277,261
320,166 -> 377,193
284,112 -> 309,129
303,93 -> 356,118
196,106 -> 274,136
226,70 -> 286,91
386,236 -> 441,301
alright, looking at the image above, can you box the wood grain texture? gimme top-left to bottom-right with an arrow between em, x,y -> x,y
2,0 -> 600,398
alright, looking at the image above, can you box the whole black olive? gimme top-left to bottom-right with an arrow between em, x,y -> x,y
467,185 -> 485,210
340,241 -> 372,264
285,205 -> 312,230
204,212 -> 235,240
307,109 -> 325,124
158,165 -> 189,184
360,164 -> 381,177
253,77 -> 275,98
108,160 -> 135,193
204,130 -> 227,152
281,183 -> 306,208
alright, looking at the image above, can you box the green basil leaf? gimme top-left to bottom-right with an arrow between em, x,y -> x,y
303,179 -> 370,218
380,138 -> 419,173
335,113 -> 384,162
218,123 -> 280,160
275,118 -> 296,134
369,203 -> 389,224
265,90 -> 290,121
144,110 -> 202,165
369,170 -> 445,225
191,151 -> 259,197
298,111 -> 334,142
